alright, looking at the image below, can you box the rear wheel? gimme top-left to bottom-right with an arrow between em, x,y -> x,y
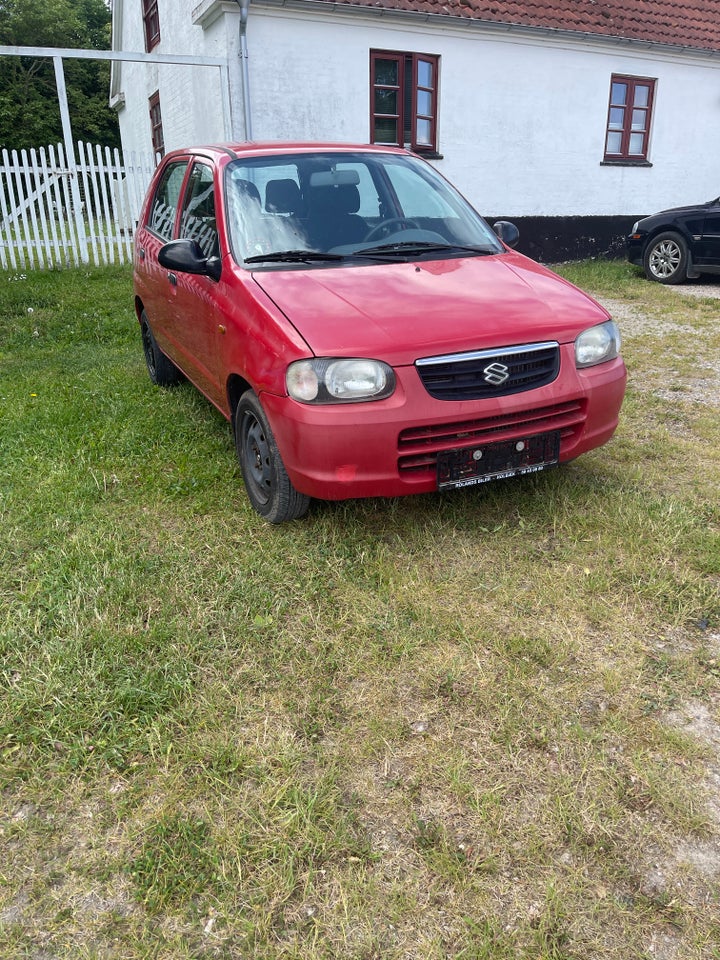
140,311 -> 183,386
234,391 -> 310,523
643,231 -> 688,284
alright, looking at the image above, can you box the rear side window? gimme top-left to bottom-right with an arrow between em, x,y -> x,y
148,162 -> 188,240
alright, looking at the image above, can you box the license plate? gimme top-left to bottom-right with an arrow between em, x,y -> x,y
437,431 -> 560,491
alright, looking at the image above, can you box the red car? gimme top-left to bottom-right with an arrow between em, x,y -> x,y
134,143 -> 626,522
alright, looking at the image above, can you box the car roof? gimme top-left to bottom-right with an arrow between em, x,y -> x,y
160,142 -> 412,164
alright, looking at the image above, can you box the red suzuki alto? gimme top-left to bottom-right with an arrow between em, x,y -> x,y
134,143 -> 626,522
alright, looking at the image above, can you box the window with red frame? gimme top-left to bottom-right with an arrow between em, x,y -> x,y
604,75 -> 655,162
143,0 -> 160,52
371,51 -> 439,154
149,92 -> 164,157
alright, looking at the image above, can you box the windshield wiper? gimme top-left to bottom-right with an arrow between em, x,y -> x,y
244,249 -> 345,264
356,241 -> 497,257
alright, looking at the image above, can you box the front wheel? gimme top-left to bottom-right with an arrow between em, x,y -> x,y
234,391 -> 310,523
643,231 -> 688,284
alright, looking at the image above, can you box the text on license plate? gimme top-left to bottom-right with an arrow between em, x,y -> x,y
437,431 -> 561,491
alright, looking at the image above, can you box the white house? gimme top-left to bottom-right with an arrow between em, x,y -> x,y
109,0 -> 720,260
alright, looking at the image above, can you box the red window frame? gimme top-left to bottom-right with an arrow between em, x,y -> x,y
604,74 -> 656,162
370,50 -> 439,154
149,91 -> 165,158
142,0 -> 160,52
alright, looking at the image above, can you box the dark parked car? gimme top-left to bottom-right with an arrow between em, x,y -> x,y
134,143 -> 626,522
627,197 -> 720,284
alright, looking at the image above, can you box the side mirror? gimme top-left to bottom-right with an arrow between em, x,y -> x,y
492,220 -> 520,249
158,238 -> 222,281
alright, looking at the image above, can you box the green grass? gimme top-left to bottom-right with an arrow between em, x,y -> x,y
1,261 -> 719,958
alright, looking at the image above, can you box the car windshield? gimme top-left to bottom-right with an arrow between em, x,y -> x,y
224,150 -> 503,266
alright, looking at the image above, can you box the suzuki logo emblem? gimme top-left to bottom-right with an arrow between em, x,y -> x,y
482,362 -> 510,386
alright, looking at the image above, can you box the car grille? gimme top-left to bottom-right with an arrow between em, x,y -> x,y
397,399 -> 585,474
416,341 -> 560,400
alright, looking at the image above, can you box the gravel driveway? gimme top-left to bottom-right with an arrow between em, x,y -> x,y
666,278 -> 720,299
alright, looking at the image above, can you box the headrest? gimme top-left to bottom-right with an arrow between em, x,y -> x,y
310,183 -> 361,216
234,179 -> 261,204
265,179 -> 302,214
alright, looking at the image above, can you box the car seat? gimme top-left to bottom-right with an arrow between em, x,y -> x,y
265,179 -> 304,216
306,183 -> 367,250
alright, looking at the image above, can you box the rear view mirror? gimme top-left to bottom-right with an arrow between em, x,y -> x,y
309,169 -> 360,187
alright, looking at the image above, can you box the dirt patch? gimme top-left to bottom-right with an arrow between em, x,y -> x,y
666,688 -> 720,829
649,673 -> 720,920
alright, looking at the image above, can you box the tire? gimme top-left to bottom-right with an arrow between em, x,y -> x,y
140,311 -> 183,386
234,390 -> 311,523
643,231 -> 688,285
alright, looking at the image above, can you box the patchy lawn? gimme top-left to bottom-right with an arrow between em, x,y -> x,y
1,261 -> 719,959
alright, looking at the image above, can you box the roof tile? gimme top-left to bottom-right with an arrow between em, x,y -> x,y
323,0 -> 720,53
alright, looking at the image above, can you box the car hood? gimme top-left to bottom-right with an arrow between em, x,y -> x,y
252,252 -> 609,365
638,199 -> 719,223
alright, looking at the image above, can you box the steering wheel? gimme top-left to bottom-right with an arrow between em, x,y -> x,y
363,218 -> 420,243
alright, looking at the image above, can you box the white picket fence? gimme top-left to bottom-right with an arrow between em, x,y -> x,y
0,141 -> 158,270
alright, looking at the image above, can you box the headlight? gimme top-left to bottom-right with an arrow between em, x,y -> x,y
631,221 -> 639,234
286,358 -> 396,403
575,320 -> 621,368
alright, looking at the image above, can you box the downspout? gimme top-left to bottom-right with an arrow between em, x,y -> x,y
235,0 -> 252,140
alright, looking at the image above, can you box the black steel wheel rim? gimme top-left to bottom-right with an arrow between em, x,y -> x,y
141,322 -> 156,377
242,413 -> 272,505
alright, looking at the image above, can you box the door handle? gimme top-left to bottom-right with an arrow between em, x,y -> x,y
167,272 -> 177,286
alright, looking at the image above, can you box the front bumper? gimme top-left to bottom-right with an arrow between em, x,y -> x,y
262,346 -> 627,501
626,233 -> 646,266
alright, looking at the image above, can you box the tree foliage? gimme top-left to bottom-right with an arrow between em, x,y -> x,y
0,0 -> 120,150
